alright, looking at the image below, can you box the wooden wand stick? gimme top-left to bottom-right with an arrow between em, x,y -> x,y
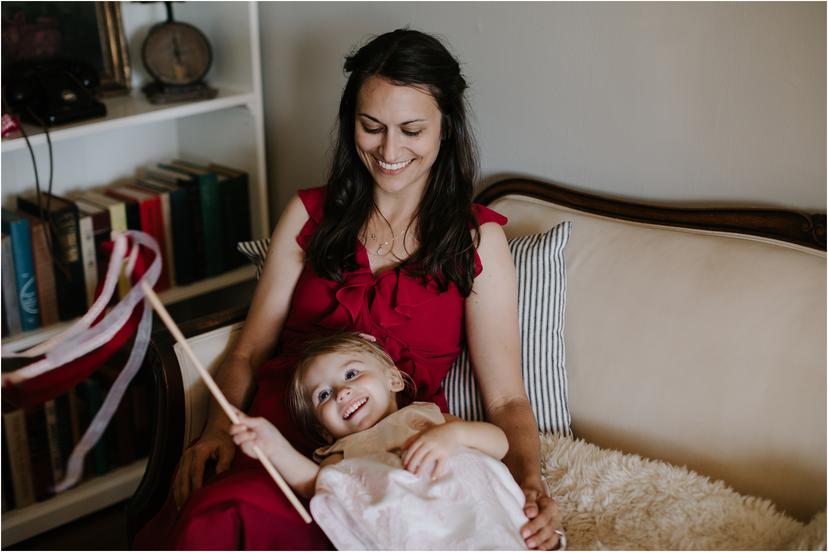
140,281 -> 313,524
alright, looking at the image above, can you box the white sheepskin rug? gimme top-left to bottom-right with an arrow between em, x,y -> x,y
540,434 -> 826,550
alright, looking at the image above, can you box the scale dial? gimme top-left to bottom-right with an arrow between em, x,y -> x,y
142,21 -> 212,86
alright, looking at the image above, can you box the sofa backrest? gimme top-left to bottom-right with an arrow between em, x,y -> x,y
489,192 -> 826,520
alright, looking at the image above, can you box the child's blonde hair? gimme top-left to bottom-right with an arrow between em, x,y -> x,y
288,332 -> 413,445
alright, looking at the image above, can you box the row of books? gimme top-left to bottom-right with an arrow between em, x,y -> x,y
2,160 -> 252,337
1,352 -> 152,512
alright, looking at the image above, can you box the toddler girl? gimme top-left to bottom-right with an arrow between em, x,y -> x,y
230,332 -> 530,549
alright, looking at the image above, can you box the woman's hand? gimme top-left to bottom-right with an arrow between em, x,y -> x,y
520,485 -> 564,550
401,423 -> 459,480
228,411 -> 289,461
173,427 -> 236,508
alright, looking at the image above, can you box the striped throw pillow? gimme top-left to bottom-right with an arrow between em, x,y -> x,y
444,221 -> 573,435
237,239 -> 270,278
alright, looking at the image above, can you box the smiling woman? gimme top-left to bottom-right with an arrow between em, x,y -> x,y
136,28 -> 564,551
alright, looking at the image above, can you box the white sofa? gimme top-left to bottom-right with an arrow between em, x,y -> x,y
129,178 -> 826,547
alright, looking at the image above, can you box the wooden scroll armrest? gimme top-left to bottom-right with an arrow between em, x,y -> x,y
126,305 -> 249,544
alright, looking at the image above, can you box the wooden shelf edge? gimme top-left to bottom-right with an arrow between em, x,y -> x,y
1,265 -> 256,353
1,459 -> 147,546
1,89 -> 256,153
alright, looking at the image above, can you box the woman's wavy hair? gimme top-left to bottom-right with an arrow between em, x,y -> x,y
307,28 -> 480,296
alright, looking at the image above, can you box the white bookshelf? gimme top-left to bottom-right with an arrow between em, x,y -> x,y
1,2 -> 266,544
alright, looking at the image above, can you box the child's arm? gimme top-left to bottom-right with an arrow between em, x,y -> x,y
229,411 -> 320,499
401,413 -> 509,479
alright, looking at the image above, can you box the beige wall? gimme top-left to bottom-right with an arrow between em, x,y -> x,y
259,2 -> 825,223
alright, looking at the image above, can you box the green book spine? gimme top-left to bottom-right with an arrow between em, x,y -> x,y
193,171 -> 222,276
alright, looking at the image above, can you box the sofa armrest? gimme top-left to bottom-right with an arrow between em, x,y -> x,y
126,305 -> 248,543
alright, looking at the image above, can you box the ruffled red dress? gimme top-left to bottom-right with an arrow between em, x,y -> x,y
135,186 -> 507,550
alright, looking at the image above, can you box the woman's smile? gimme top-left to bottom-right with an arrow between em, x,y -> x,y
375,157 -> 415,175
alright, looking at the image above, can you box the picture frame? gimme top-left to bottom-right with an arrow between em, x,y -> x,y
94,2 -> 131,95
1,1 -> 131,96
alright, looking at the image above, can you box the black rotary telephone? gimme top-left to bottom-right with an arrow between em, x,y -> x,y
3,59 -> 106,126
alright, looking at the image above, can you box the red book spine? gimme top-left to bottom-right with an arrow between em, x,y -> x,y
105,190 -> 169,290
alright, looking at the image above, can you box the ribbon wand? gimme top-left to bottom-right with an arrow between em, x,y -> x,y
140,281 -> 313,524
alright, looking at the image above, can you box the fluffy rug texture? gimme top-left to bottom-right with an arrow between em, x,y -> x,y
540,434 -> 826,550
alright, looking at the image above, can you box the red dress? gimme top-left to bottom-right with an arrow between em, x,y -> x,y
135,186 -> 507,550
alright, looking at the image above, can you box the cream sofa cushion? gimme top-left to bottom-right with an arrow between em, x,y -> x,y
490,194 -> 826,520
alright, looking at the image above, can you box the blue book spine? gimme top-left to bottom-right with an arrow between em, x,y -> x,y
1,211 -> 40,331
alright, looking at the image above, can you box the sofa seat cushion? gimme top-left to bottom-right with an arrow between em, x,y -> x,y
541,433 -> 826,550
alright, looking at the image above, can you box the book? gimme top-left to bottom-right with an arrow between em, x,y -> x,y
129,182 -> 176,286
54,392 -> 76,477
105,184 -> 170,291
43,399 -> 65,485
2,233 -> 22,335
129,362 -> 152,459
2,409 -> 35,507
17,213 -> 60,327
135,176 -> 196,285
96,363 -> 136,468
77,211 -> 99,309
75,379 -> 109,476
144,165 -> 206,281
72,191 -> 130,300
208,163 -> 253,271
160,161 -> 223,276
73,197 -> 112,284
2,426 -> 15,510
16,193 -> 87,320
25,404 -> 55,501
102,189 -> 140,231
1,210 -> 41,331
73,190 -> 128,235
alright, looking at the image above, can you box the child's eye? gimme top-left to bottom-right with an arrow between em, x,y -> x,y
317,389 -> 330,402
344,368 -> 358,380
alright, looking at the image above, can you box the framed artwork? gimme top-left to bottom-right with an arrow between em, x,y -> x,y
1,1 -> 131,95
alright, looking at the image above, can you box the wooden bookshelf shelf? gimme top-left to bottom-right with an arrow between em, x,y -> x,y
1,459 -> 147,546
1,89 -> 256,154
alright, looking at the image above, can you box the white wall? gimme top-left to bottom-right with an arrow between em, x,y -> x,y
259,2 -> 825,223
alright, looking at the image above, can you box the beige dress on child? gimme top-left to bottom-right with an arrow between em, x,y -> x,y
310,402 -> 528,550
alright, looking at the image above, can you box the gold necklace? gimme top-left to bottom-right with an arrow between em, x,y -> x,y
363,209 -> 410,257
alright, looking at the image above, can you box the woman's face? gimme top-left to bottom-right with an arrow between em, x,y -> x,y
354,76 -> 443,198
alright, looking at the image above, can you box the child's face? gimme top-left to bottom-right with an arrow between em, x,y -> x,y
303,350 -> 405,441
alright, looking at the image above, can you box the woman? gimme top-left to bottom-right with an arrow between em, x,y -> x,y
137,28 -> 563,550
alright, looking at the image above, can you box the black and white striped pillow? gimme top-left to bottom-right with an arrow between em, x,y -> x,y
237,239 -> 270,278
445,221 -> 573,435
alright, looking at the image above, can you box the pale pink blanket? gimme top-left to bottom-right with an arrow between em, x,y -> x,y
310,403 -> 528,550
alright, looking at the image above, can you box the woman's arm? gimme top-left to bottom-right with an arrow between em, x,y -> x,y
465,222 -> 563,550
173,193 -> 309,507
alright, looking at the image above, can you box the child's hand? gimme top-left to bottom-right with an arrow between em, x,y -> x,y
401,423 -> 460,480
228,410 -> 287,461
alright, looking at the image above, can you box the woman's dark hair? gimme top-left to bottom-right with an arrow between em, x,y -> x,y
307,28 -> 480,296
